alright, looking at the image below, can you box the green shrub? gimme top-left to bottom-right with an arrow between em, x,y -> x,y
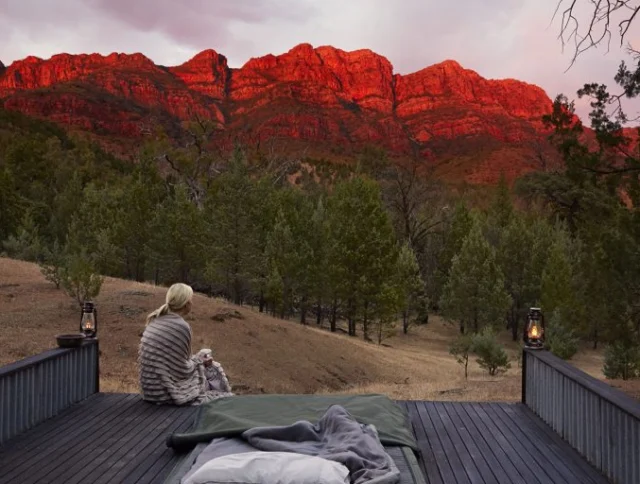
546,309 -> 579,360
2,210 -> 44,262
471,328 -> 511,376
449,334 -> 473,379
603,341 -> 640,380
60,249 -> 104,305
39,240 -> 65,289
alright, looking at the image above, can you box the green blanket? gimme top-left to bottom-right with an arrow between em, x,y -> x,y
166,393 -> 417,452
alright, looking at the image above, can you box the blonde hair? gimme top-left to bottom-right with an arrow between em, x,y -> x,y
146,283 -> 194,325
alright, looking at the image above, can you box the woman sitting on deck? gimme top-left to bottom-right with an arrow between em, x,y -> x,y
138,283 -> 234,405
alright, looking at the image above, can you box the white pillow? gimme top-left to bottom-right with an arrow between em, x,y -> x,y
183,451 -> 349,484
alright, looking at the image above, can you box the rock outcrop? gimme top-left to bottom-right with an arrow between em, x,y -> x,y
0,44 -> 560,183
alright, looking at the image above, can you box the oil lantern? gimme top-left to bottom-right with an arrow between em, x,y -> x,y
80,301 -> 98,338
523,307 -> 544,349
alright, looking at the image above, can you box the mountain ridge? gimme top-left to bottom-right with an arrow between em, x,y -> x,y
0,43 -> 560,183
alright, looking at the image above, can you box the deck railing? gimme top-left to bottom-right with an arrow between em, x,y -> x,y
0,339 -> 99,446
522,348 -> 640,484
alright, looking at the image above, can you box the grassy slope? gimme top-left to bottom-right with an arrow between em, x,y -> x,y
1,257 -> 637,402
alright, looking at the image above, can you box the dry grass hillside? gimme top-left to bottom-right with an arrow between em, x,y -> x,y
1,257 -> 638,402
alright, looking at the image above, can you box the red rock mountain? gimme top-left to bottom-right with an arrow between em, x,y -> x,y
0,44 -> 558,183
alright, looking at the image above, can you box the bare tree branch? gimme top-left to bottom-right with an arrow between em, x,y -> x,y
555,0 -> 640,67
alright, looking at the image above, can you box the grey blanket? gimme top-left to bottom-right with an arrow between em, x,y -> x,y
242,404 -> 400,484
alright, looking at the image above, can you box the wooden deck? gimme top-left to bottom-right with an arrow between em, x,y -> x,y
0,393 -> 608,484
398,401 -> 610,484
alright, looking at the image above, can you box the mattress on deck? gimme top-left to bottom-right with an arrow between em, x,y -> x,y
162,440 -> 426,484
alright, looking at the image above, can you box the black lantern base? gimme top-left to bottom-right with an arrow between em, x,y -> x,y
524,340 -> 544,350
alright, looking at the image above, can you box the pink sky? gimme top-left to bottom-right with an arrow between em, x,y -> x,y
1,0 -> 638,123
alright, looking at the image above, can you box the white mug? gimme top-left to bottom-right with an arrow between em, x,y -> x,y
198,348 -> 212,359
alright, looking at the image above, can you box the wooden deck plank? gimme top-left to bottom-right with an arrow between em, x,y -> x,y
0,394 -> 196,484
0,394 -> 140,484
396,402 -> 431,483
481,403 -> 566,484
403,400 -> 443,484
18,394 -> 144,484
411,400 -> 457,483
0,393 -> 121,455
441,402 -> 504,484
418,402 -> 470,484
0,394 -> 610,484
431,402 -> 484,484
460,402 -> 529,484
463,403 -> 540,484
9,393 -> 129,457
508,404 -> 611,484
92,408 -> 194,484
126,411 -> 202,484
60,400 -> 174,484
493,403 -> 592,484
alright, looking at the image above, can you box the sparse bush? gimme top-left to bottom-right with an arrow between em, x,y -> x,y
60,249 -> 104,305
515,351 -> 523,368
449,334 -> 473,379
39,240 -> 65,289
2,210 -> 44,262
603,341 -> 640,380
546,309 -> 579,360
471,328 -> 511,376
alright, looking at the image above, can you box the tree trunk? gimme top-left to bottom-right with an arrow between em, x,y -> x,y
592,327 -> 599,350
363,300 -> 370,341
473,314 -> 478,333
348,298 -> 356,337
510,305 -> 520,341
300,296 -> 308,325
459,321 -> 465,334
233,276 -> 242,305
280,287 -> 288,319
316,298 -> 322,326
402,310 -> 409,334
464,357 -> 468,379
330,298 -> 337,333
259,289 -> 265,313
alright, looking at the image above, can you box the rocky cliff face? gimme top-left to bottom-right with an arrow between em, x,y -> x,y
0,44 -> 558,183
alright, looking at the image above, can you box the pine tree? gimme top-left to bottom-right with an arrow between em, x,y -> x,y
265,199 -> 313,321
113,161 -> 164,281
0,168 -> 23,242
540,226 -> 581,331
309,197 -> 329,326
486,172 -> 514,247
372,283 -> 401,344
440,220 -> 511,334
205,153 -> 260,303
151,183 -> 206,284
396,243 -> 425,334
434,202 -> 474,307
326,176 -> 398,338
251,176 -> 280,313
497,214 -> 541,340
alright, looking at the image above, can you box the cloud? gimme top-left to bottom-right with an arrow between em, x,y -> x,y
91,0 -> 314,47
0,0 -> 637,121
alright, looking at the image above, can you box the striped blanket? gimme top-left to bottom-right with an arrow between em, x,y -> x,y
138,312 -> 233,405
